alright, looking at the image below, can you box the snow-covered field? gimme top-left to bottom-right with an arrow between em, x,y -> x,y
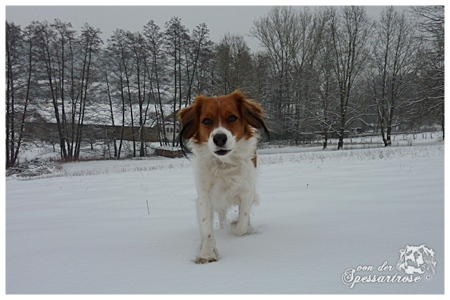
5,141 -> 444,294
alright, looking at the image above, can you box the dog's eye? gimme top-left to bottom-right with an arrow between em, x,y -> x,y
202,118 -> 212,125
228,115 -> 238,122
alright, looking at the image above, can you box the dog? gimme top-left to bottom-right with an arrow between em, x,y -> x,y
178,90 -> 269,264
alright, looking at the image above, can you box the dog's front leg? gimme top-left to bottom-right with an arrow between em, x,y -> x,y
195,195 -> 219,263
231,190 -> 253,236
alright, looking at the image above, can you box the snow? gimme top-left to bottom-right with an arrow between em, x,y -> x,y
5,142 -> 444,294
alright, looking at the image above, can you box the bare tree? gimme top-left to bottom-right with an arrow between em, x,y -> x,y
212,34 -> 253,95
251,7 -> 303,135
143,20 -> 169,146
73,23 -> 102,159
98,50 -> 118,157
252,7 -> 335,141
51,19 -> 75,159
127,31 -> 151,157
290,8 -> 330,143
411,6 -> 444,138
249,52 -> 272,105
165,17 -> 189,147
330,6 -> 372,149
305,8 -> 340,149
6,22 -> 36,168
192,27 -> 214,97
184,23 -> 213,105
369,7 -> 419,146
107,29 -> 133,159
34,20 -> 71,159
30,20 -> 102,160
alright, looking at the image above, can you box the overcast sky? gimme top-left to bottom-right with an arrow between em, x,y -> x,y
6,5 -> 403,51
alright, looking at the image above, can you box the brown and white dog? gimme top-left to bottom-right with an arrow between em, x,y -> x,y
178,90 -> 269,264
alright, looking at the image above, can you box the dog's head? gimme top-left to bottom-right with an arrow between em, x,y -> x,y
178,90 -> 269,158
396,245 -> 436,275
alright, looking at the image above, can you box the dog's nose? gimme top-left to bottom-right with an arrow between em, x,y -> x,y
213,133 -> 227,147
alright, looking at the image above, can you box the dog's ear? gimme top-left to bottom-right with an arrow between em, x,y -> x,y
178,105 -> 197,140
420,245 -> 436,274
178,96 -> 203,155
232,91 -> 270,139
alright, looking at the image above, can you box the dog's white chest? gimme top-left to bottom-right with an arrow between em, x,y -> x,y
210,185 -> 237,210
209,166 -> 243,209
191,138 -> 258,211
194,155 -> 255,210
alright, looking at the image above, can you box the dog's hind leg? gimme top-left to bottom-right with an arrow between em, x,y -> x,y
231,190 -> 253,236
217,209 -> 226,229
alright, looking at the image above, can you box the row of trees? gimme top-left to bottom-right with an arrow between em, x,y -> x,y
250,6 -> 443,149
6,6 -> 444,167
6,17 -> 214,165
103,19 -> 214,158
6,20 -> 103,167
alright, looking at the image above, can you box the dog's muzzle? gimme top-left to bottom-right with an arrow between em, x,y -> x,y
212,133 -> 231,156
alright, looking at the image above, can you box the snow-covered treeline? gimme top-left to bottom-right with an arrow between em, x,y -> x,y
5,6 -> 444,167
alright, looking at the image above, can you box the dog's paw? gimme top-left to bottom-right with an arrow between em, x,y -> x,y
195,256 -> 218,264
231,221 -> 248,236
195,247 -> 219,264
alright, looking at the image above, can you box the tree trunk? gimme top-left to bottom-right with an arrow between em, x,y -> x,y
323,129 -> 328,150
